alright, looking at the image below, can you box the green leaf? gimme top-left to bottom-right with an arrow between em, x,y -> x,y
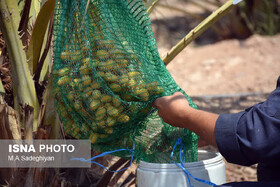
26,0 -> 55,74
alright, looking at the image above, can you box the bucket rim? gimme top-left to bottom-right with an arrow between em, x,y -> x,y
138,150 -> 223,170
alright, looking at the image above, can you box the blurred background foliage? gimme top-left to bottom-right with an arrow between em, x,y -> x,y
144,0 -> 280,46
236,0 -> 280,36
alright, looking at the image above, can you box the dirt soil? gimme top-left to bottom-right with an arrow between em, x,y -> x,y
150,1 -> 280,183
161,35 -> 280,97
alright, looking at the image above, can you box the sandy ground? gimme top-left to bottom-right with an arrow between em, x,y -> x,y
161,34 -> 280,97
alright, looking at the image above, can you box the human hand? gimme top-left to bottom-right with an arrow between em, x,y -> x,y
152,92 -> 193,128
153,91 -> 219,147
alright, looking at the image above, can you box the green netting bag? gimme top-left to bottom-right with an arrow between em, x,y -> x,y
53,0 -> 199,163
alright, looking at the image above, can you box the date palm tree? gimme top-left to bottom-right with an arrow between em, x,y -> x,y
0,0 -> 241,186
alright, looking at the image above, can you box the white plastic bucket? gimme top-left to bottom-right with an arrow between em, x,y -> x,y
137,150 -> 226,187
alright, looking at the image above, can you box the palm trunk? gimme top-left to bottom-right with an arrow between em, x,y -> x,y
42,75 -> 61,139
0,0 -> 40,131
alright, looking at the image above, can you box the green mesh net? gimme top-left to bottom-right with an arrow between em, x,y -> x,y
53,0 -> 199,163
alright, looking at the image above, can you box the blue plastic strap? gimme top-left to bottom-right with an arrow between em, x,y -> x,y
70,109 -> 157,172
71,147 -> 135,172
170,138 -> 217,187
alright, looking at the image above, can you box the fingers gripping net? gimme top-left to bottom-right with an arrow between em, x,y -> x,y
53,0 -> 198,163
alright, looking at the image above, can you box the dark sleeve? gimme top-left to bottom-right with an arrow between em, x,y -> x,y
215,77 -> 280,166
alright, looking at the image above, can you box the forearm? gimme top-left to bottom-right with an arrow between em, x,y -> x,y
181,107 -> 218,147
152,92 -> 219,147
